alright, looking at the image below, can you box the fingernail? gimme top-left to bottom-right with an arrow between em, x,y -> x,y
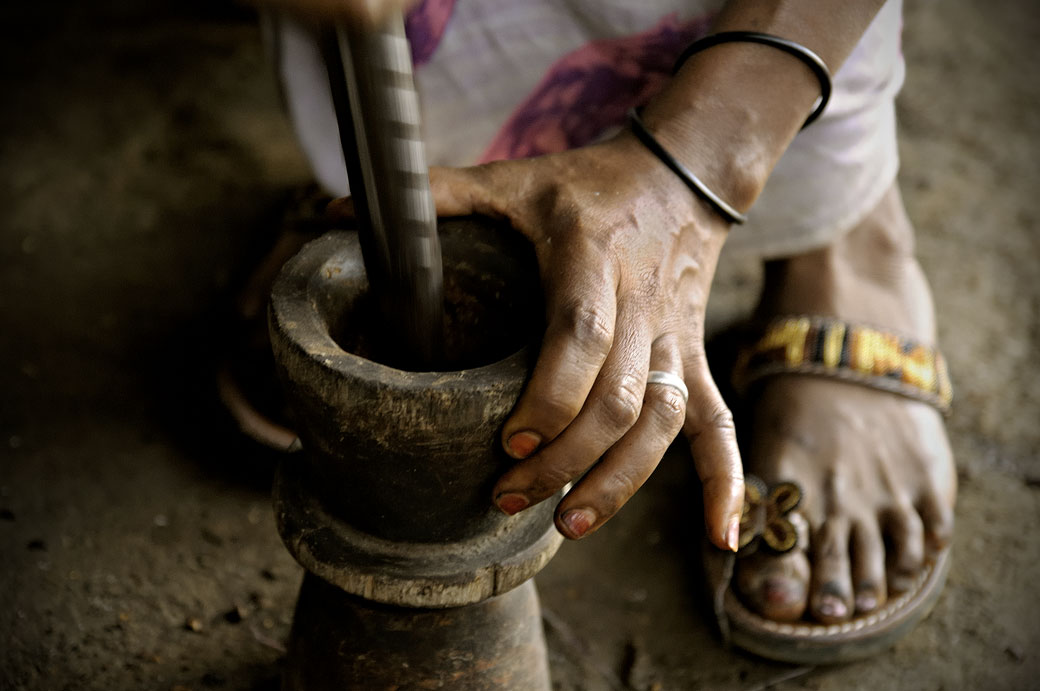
561,508 -> 596,539
726,515 -> 741,552
817,594 -> 848,619
506,431 -> 541,459
496,492 -> 529,516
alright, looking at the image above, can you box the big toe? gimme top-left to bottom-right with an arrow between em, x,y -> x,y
735,549 -> 810,621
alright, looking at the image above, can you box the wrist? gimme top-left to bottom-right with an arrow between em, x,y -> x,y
639,38 -> 829,216
628,107 -> 748,226
599,132 -> 733,249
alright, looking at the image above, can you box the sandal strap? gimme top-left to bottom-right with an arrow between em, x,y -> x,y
733,315 -> 953,415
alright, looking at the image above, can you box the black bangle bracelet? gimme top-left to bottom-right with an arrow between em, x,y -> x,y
627,108 -> 748,225
673,31 -> 833,128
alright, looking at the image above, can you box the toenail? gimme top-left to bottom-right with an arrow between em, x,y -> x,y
496,492 -> 529,516
506,431 -> 541,459
856,592 -> 879,613
763,577 -> 800,605
560,508 -> 596,539
855,582 -> 879,612
817,594 -> 848,619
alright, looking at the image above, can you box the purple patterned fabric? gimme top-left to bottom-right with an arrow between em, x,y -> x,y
404,0 -> 456,66
480,12 -> 714,162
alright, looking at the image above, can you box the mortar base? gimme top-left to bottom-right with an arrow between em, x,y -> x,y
282,573 -> 552,691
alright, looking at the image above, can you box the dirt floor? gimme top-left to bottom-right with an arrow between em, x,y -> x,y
1,1 -> 1038,689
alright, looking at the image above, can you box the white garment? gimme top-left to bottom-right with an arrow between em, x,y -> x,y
266,0 -> 905,258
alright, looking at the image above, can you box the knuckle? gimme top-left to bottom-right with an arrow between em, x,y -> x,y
560,302 -> 614,357
643,385 -> 687,429
607,468 -> 642,503
634,265 -> 662,301
597,377 -> 643,430
707,403 -> 736,430
697,453 -> 744,484
537,393 -> 585,426
527,463 -> 577,499
689,399 -> 735,433
581,471 -> 640,520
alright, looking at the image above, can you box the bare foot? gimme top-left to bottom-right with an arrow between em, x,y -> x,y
734,185 -> 957,624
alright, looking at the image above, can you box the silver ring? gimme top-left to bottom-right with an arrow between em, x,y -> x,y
646,370 -> 689,404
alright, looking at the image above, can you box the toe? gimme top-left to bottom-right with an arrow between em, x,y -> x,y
885,504 -> 925,594
735,548 -> 810,622
850,519 -> 887,614
809,519 -> 854,623
918,489 -> 955,553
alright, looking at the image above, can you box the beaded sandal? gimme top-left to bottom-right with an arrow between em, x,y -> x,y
703,315 -> 953,664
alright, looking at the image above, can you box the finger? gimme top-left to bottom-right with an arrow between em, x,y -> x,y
433,162 -> 622,459
428,164 -> 521,221
498,245 -> 621,460
325,196 -> 355,223
494,296 -> 650,512
682,344 -> 744,552
552,334 -> 686,539
333,163 -> 533,227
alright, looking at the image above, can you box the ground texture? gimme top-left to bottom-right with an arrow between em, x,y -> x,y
2,1 -> 1038,689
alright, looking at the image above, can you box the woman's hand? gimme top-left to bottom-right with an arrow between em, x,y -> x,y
307,0 -> 887,550
429,133 -> 744,550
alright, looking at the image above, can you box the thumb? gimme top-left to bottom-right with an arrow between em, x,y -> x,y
324,163 -> 510,225
324,196 -> 355,224
429,164 -> 515,220
683,346 -> 744,553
